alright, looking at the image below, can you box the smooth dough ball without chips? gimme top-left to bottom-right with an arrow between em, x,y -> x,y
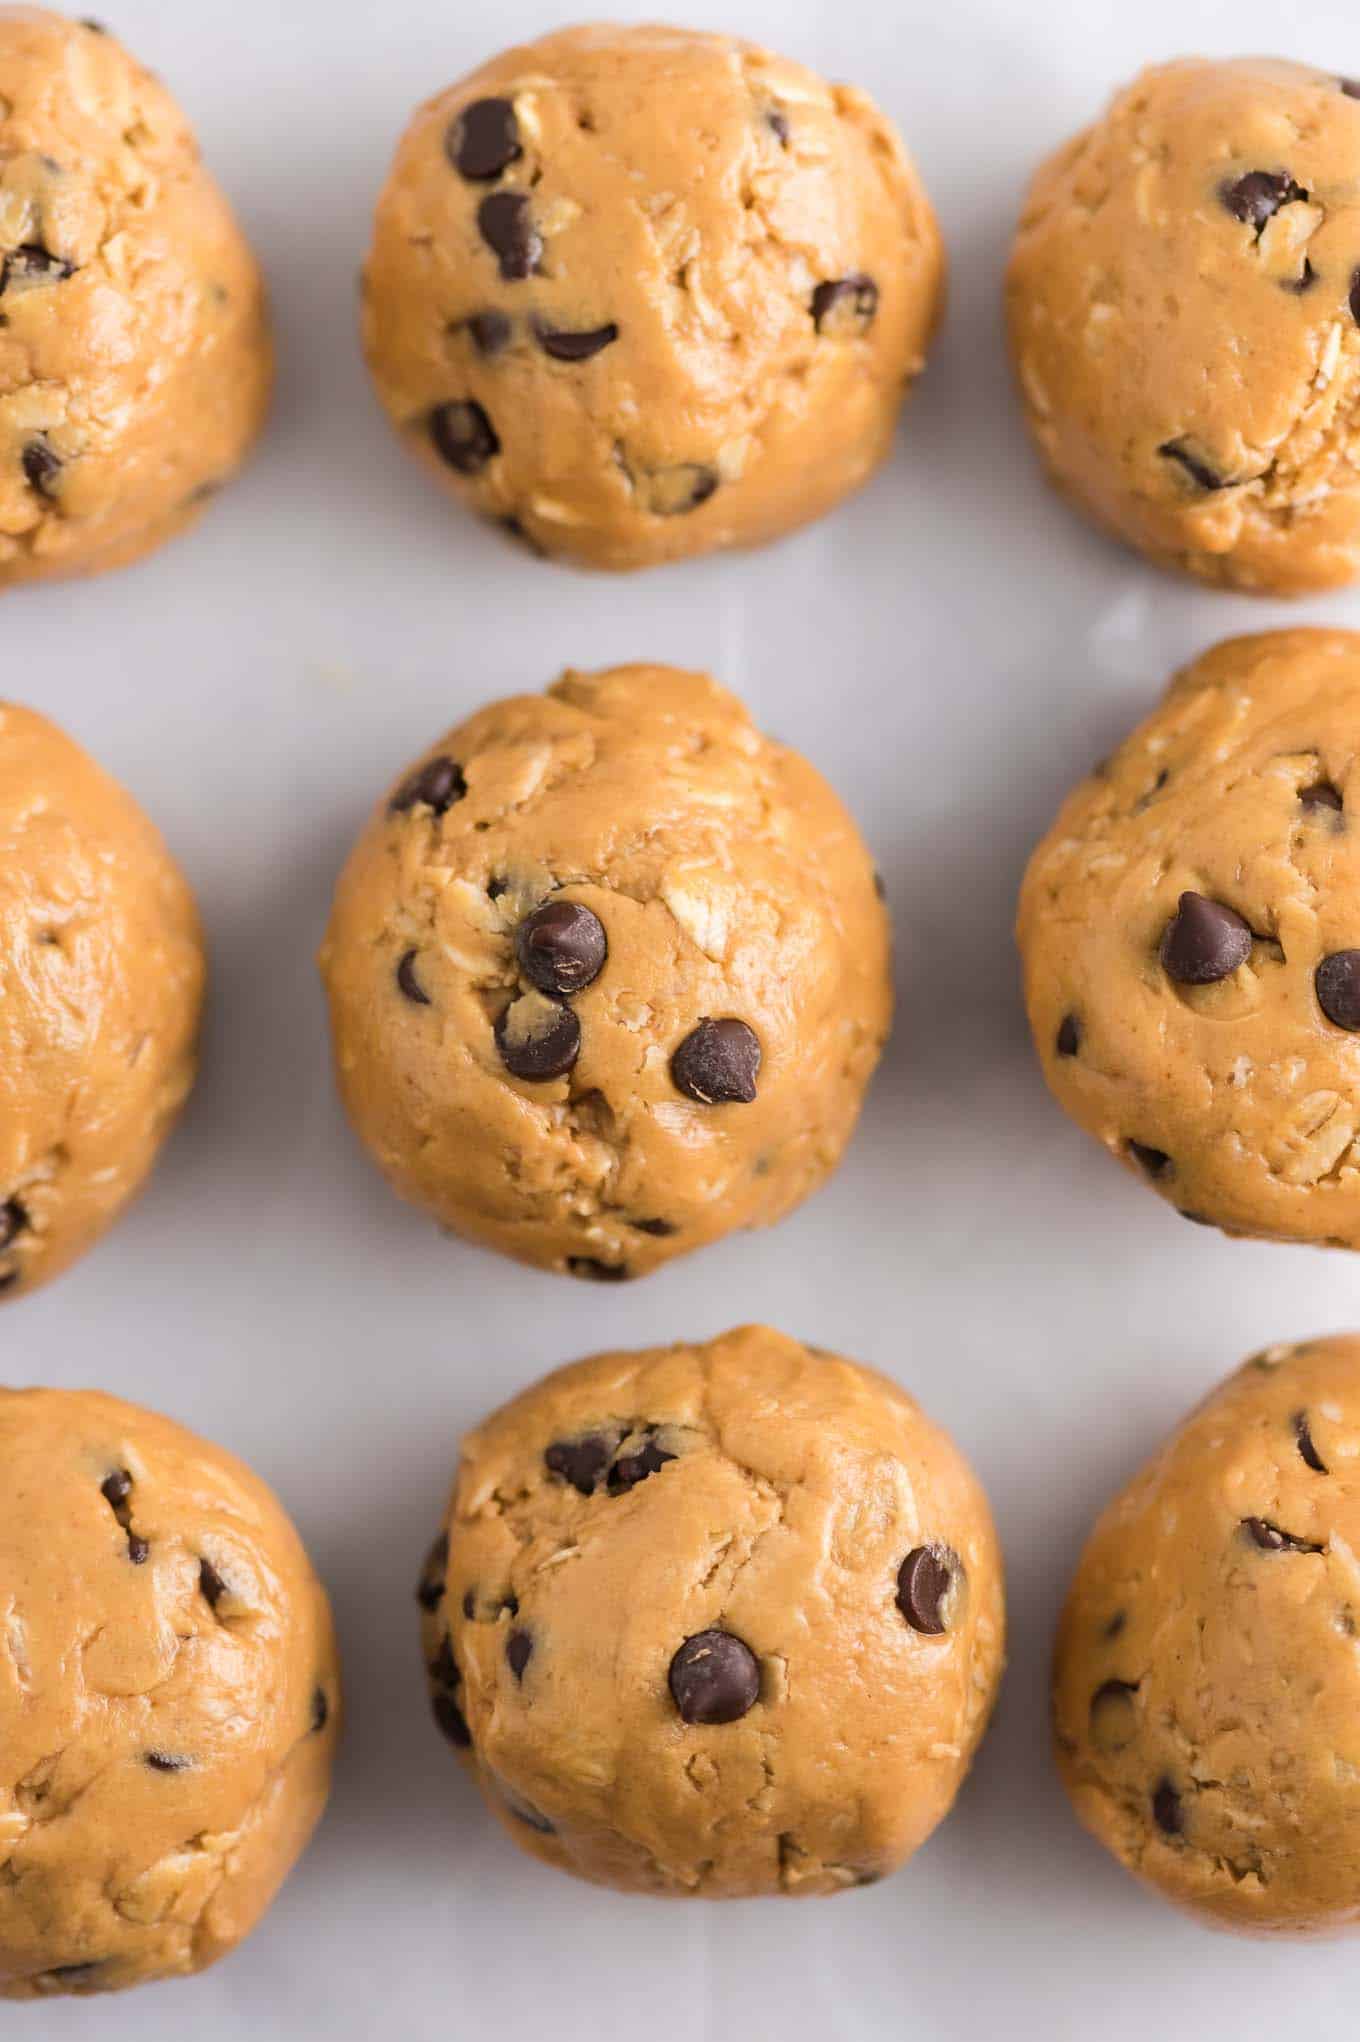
1055,1334 -> 1360,1935
0,704 -> 204,1300
0,1388 -> 340,1997
1007,59 -> 1360,595
0,8 -> 271,587
319,663 -> 891,1281
416,1326 -> 1004,1896
1018,629 -> 1360,1250
360,22 -> 943,570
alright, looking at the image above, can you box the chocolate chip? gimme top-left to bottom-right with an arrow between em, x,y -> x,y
1242,1516 -> 1323,1553
630,1217 -> 677,1237
873,869 -> 886,901
535,320 -> 619,362
1089,1678 -> 1139,1752
0,244 -> 73,293
1160,892 -> 1252,985
100,1469 -> 132,1510
501,1785 -> 555,1832
609,1437 -> 675,1493
466,309 -> 512,356
1152,1779 -> 1182,1836
1128,1141 -> 1172,1181
895,1545 -> 961,1635
545,1433 -> 614,1494
1158,439 -> 1226,492
144,1751 -> 190,1772
22,438 -> 60,498
495,994 -> 580,1081
1104,1611 -> 1127,1640
126,1534 -> 149,1565
671,1019 -> 761,1104
1344,78 -> 1360,100
47,1963 -> 102,1987
514,900 -> 607,996
811,275 -> 879,335
416,1532 -> 449,1611
1302,780 -> 1343,814
646,463 -> 719,516
397,949 -> 431,1006
1056,1014 -> 1080,1058
0,1270 -> 19,1294
429,399 -> 499,475
477,192 -> 541,280
767,108 -> 790,145
506,1629 -> 533,1681
432,1688 -> 471,1749
668,1630 -> 760,1724
1285,257 -> 1317,295
390,756 -> 467,817
448,98 -> 522,181
566,1256 -> 630,1283
1294,1411 -> 1328,1474
198,1559 -> 227,1608
311,1686 -> 329,1733
487,875 -> 509,900
1316,950 -> 1360,1030
1351,267 -> 1360,327
429,1635 -> 459,1689
1220,170 -> 1308,229
0,1197 -> 27,1249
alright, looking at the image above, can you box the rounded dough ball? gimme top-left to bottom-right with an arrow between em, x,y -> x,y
417,1325 -> 1004,1896
0,704 -> 204,1299
1055,1334 -> 1360,1935
319,663 -> 891,1280
0,8 -> 271,587
1007,59 -> 1360,595
1017,629 -> 1360,1249
361,23 -> 943,570
0,1388 -> 339,1997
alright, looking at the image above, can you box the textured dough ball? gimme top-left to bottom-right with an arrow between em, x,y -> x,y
1055,1334 -> 1360,1935
319,663 -> 891,1280
1007,59 -> 1360,595
0,1388 -> 339,1996
361,23 -> 943,570
1017,629 -> 1360,1249
416,1325 -> 1004,1896
0,8 -> 271,586
0,704 -> 204,1299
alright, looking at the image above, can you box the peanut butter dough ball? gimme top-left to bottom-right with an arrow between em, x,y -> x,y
1,704 -> 204,1300
1007,60 -> 1360,595
1055,1334 -> 1360,1935
1017,629 -> 1360,1249
0,8 -> 271,587
0,1388 -> 339,1996
319,663 -> 891,1281
417,1326 -> 1004,1896
361,23 -> 943,570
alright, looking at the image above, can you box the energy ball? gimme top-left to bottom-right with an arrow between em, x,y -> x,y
319,663 -> 891,1281
0,704 -> 204,1299
361,23 -> 943,570
416,1325 -> 1004,1896
1055,1334 -> 1360,1935
0,9 -> 271,588
0,1388 -> 339,1996
1018,629 -> 1360,1249
1007,60 -> 1360,595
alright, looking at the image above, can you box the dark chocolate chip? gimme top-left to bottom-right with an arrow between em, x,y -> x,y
390,756 -> 467,817
1294,1411 -> 1328,1474
416,1531 -> 449,1611
396,949 -> 431,1006
502,1786 -> 554,1832
311,1686 -> 329,1733
895,1545 -> 961,1635
1056,1014 -> 1081,1058
1220,170 -> 1308,229
566,1255 -> 629,1283
545,1433 -> 614,1494
495,995 -> 581,1081
1316,950 -> 1360,1030
144,1751 -> 190,1772
767,108 -> 790,145
431,1688 -> 471,1748
1242,1516 -> 1323,1553
487,875 -> 509,900
506,1629 -> 533,1681
1302,780 -> 1343,813
126,1534 -> 149,1565
477,191 -> 541,280
22,438 -> 60,498
79,15 -> 106,29
466,309 -> 512,356
448,98 -> 522,181
198,1559 -> 227,1608
671,1018 -> 761,1104
46,1963 -> 102,1987
429,1635 -> 459,1689
0,1270 -> 18,1294
1152,1779 -> 1183,1836
1179,1209 -> 1214,1227
515,899 -> 607,995
873,869 -> 886,901
669,1630 -> 761,1725
429,399 -> 499,475
534,320 -> 619,362
630,1217 -> 677,1237
462,1588 -> 477,1620
0,1197 -> 27,1249
1158,439 -> 1226,492
1351,267 -> 1360,327
100,1469 -> 132,1510
1159,892 -> 1252,985
1128,1141 -> 1172,1181
0,244 -> 74,293
811,274 -> 879,335
608,1437 -> 675,1493
1285,258 -> 1317,295
648,463 -> 719,515
1344,78 -> 1360,99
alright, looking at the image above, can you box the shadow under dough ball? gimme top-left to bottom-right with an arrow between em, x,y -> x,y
1006,58 -> 1360,595
318,662 -> 892,1281
0,10 -> 271,586
0,704 -> 204,1301
415,1325 -> 1004,1896
359,22 -> 944,570
1054,1334 -> 1360,1935
0,1388 -> 340,1998
1017,628 -> 1360,1249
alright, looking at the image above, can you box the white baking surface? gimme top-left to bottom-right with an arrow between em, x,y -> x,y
15,0 -> 1360,2032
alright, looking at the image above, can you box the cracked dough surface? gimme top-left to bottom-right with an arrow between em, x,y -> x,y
360,22 -> 943,570
417,1325 -> 1004,1896
0,703 -> 204,1300
1055,1334 -> 1360,1936
318,663 -> 891,1281
1007,59 -> 1360,595
0,7 -> 271,587
0,1388 -> 339,1997
1018,629 -> 1360,1248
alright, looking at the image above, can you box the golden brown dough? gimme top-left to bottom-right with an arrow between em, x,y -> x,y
417,1326 -> 1004,1896
0,703 -> 204,1300
0,7 -> 271,587
1007,59 -> 1360,594
361,22 -> 943,570
319,663 -> 891,1281
0,1388 -> 340,1996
